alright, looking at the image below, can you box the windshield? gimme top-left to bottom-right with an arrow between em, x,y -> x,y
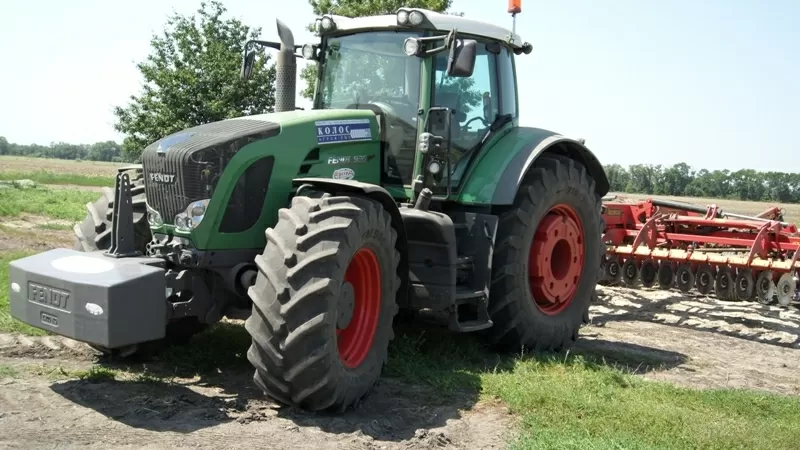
317,30 -> 423,127
317,30 -> 423,185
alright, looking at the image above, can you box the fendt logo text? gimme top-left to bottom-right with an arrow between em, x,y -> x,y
149,173 -> 176,183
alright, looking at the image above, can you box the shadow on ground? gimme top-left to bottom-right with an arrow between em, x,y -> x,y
48,309 -> 687,439
592,285 -> 800,349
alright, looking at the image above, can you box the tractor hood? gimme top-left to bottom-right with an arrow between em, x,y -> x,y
140,107 -> 382,247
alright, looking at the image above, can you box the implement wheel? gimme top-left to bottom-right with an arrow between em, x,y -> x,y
715,266 -> 736,301
640,260 -> 658,288
755,270 -> 775,305
487,155 -> 604,352
621,258 -> 639,287
657,262 -> 674,290
604,255 -> 622,285
245,193 -> 401,411
695,264 -> 715,295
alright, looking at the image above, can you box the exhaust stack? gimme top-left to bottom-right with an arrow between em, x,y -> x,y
274,18 -> 297,113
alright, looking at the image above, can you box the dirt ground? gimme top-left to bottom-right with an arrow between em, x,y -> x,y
2,189 -> 800,448
2,284 -> 799,449
0,155 -> 121,178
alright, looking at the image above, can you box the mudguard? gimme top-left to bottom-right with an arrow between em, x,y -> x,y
457,127 -> 609,206
291,177 -> 410,306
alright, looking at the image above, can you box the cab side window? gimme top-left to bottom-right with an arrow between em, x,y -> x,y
432,44 -> 498,153
497,47 -> 518,118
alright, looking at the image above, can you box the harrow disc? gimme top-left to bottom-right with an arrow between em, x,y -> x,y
621,258 -> 639,287
604,255 -> 622,284
640,260 -> 658,288
776,273 -> 796,307
735,268 -> 755,301
657,262 -> 674,290
675,263 -> 695,293
715,266 -> 735,300
695,264 -> 715,295
755,270 -> 775,305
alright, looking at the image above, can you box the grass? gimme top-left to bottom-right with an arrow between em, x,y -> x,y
0,185 -> 99,222
388,328 -> 800,450
36,320 -> 792,450
0,363 -> 19,378
0,250 -> 46,335
0,171 -> 114,187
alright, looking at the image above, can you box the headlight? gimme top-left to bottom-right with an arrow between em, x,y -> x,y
146,203 -> 163,227
302,43 -> 317,60
403,37 -> 421,56
174,199 -> 210,232
320,16 -> 335,31
408,10 -> 425,25
397,10 -> 409,25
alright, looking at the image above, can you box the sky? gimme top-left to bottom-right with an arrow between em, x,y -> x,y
0,0 -> 798,172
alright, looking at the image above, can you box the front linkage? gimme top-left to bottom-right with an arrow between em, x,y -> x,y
7,170 -> 227,354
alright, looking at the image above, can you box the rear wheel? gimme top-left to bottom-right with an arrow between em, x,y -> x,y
245,193 -> 401,411
487,155 -> 604,351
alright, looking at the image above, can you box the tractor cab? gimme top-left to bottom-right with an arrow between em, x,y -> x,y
299,8 -> 533,194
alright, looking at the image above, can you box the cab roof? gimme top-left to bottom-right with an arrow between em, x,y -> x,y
319,8 -> 527,49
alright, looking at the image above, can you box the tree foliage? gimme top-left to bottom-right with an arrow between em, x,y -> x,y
300,0 -> 452,101
112,1 -> 276,161
4,135 -> 800,204
0,138 -> 123,161
605,162 -> 800,203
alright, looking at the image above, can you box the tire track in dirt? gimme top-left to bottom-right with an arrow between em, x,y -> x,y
581,285 -> 800,396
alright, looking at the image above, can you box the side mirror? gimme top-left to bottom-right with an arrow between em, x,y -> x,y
446,39 -> 477,77
241,49 -> 256,79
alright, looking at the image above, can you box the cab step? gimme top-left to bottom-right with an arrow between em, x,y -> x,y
448,288 -> 493,333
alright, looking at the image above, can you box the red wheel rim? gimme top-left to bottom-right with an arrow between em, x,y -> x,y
528,204 -> 585,315
337,248 -> 382,369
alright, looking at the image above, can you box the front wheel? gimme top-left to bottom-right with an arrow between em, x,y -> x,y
487,155 -> 605,351
245,192 -> 401,412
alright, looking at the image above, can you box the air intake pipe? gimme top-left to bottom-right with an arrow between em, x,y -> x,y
274,18 -> 296,113
240,18 -> 297,113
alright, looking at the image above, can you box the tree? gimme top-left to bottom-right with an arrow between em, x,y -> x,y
112,1 -> 276,161
300,0 -> 452,101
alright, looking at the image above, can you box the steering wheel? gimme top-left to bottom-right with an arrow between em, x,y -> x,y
461,116 -> 489,131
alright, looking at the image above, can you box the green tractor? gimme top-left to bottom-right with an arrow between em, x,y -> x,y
8,5 -> 608,412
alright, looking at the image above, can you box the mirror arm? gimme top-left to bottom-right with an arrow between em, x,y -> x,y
241,39 -> 304,79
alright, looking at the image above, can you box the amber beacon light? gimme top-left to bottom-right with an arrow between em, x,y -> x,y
508,0 -> 522,14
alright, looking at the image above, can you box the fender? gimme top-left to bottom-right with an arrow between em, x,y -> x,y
292,177 -> 409,306
457,127 -> 610,206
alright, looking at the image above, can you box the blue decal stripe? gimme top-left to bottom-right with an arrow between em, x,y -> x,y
315,119 -> 373,145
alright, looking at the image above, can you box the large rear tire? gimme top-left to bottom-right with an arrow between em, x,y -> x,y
245,193 -> 401,411
487,155 -> 605,351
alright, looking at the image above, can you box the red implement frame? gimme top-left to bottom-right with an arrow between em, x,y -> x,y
599,197 -> 799,306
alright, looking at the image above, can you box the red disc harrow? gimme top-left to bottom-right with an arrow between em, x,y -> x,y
599,196 -> 800,307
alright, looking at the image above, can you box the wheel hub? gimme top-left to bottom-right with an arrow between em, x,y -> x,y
529,204 -> 584,315
337,248 -> 382,369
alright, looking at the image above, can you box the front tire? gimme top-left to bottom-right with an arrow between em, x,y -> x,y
487,155 -> 605,351
245,193 -> 401,411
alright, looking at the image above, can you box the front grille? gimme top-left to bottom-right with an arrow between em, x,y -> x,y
141,117 -> 280,220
